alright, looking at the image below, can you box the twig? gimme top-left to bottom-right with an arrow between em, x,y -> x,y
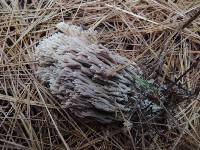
181,8 -> 200,29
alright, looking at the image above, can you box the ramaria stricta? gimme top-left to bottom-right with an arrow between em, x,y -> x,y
35,22 -> 164,124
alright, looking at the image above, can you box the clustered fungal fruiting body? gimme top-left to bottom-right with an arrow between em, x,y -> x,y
35,22 -> 162,123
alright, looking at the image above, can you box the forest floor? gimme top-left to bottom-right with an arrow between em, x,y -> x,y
0,0 -> 200,149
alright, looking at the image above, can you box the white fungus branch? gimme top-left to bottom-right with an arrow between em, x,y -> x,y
35,22 -> 161,123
